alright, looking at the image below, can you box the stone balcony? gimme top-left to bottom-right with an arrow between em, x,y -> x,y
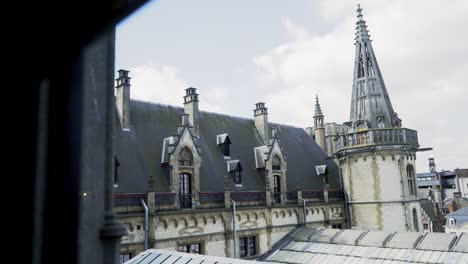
334,128 -> 419,154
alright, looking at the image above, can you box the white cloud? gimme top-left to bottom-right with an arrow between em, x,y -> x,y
128,63 -> 230,113
130,63 -> 186,105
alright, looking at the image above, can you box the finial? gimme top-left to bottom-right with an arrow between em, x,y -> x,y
357,4 -> 363,20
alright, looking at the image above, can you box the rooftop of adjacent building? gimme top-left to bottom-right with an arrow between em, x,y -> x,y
128,227 -> 468,264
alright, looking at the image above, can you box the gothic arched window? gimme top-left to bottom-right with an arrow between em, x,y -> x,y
179,147 -> 193,166
412,208 -> 419,232
407,165 -> 416,196
272,154 -> 281,171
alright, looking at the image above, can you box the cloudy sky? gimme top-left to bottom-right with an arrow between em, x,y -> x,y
116,0 -> 468,173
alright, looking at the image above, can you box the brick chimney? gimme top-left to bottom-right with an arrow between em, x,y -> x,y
115,69 -> 131,129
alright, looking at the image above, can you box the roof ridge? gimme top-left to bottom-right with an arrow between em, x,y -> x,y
129,99 -> 309,129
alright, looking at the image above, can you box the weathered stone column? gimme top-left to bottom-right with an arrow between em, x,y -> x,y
147,192 -> 156,247
265,176 -> 272,206
323,185 -> 329,203
224,175 -> 231,209
297,189 -> 303,205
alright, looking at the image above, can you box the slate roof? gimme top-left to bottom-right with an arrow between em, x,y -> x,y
262,227 -> 468,264
115,100 -> 340,193
420,200 -> 439,222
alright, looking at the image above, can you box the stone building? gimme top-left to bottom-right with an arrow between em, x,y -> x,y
113,70 -> 346,260
312,5 -> 423,232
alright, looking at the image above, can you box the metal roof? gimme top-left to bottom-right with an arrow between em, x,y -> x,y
125,249 -> 276,264
262,227 -> 468,264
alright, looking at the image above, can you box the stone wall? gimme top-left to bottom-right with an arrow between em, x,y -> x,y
340,151 -> 421,231
117,202 -> 345,258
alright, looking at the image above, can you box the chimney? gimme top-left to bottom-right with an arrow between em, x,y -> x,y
254,102 -> 269,142
429,158 -> 436,173
183,87 -> 199,134
116,69 -> 131,129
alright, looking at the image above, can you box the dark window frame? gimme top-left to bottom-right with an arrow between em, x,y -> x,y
179,173 -> 192,209
239,235 -> 257,258
234,170 -> 241,184
120,252 -> 132,264
177,242 -> 203,254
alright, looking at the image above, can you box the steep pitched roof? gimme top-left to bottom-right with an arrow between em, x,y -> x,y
114,100 -> 340,193
420,199 -> 439,222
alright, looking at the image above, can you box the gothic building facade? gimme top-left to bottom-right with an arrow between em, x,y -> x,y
113,4 -> 430,262
113,70 -> 346,260
310,5 -> 422,232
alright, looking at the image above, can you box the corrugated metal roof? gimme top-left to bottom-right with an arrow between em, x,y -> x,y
126,249 -> 278,264
262,227 -> 468,263
417,233 -> 457,251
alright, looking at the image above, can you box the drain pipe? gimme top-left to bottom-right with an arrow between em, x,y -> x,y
141,199 -> 148,250
303,199 -> 307,226
339,167 -> 352,229
398,157 -> 409,231
231,200 -> 237,258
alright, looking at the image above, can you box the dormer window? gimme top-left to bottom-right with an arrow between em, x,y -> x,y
179,147 -> 193,166
217,133 -> 231,157
272,154 -> 281,171
234,170 -> 241,184
227,160 -> 242,185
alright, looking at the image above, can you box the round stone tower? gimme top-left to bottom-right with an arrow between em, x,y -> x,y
334,5 -> 421,232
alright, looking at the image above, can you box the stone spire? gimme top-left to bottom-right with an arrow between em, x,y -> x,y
313,95 -> 326,151
349,4 -> 401,130
313,95 -> 324,128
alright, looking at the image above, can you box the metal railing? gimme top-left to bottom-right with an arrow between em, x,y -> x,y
286,191 -> 298,204
179,194 -> 193,209
199,192 -> 225,209
334,128 -> 419,152
154,192 -> 176,210
328,189 -> 344,200
273,191 -> 281,204
114,193 -> 147,214
302,190 -> 323,200
231,191 -> 266,207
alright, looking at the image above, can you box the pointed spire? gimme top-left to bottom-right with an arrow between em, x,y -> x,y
314,95 -> 325,130
349,5 -> 400,130
355,4 -> 371,44
314,95 -> 323,116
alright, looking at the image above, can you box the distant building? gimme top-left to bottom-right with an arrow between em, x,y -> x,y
417,158 -> 468,213
420,198 -> 445,233
445,207 -> 468,235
